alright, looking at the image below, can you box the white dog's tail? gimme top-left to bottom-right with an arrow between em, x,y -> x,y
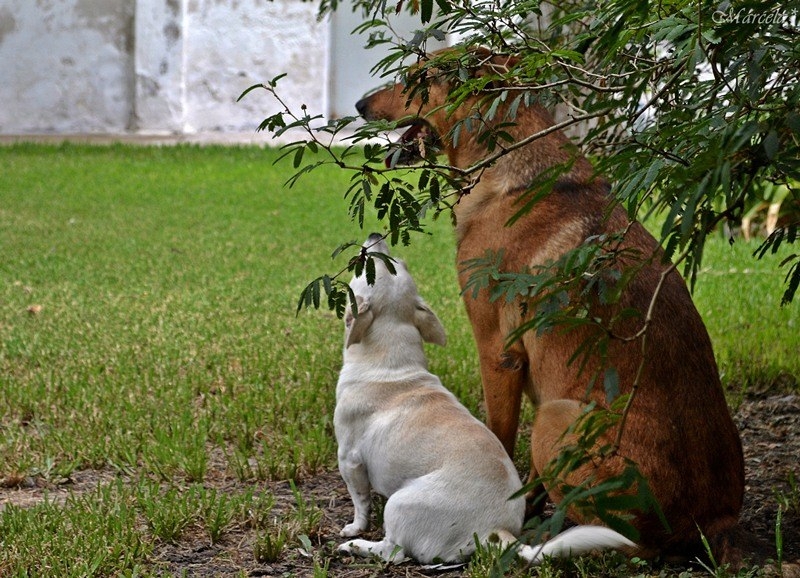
495,525 -> 637,565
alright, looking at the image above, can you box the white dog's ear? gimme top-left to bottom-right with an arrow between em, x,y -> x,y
414,299 -> 447,346
345,296 -> 373,348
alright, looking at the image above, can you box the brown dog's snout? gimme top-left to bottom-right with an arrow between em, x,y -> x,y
355,97 -> 370,118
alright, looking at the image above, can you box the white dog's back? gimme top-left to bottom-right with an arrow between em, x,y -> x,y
338,369 -> 524,562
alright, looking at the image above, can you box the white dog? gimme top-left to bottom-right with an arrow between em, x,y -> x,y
334,234 -> 636,565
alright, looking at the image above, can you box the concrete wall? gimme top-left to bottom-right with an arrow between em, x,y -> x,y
0,0 -> 329,135
0,3 -> 582,141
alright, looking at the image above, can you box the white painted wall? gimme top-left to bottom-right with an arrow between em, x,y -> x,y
181,0 -> 329,133
327,3 -> 447,119
0,0 -> 135,133
0,3 -> 591,144
0,0 -> 333,135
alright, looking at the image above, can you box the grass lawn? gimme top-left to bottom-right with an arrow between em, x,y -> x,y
0,143 -> 798,576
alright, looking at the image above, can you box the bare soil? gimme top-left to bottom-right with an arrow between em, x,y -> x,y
2,394 -> 799,577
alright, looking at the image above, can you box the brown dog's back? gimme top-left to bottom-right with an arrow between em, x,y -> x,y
458,170 -> 744,557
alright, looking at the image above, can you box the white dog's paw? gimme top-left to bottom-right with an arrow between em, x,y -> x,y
337,539 -> 361,554
340,522 -> 366,537
338,539 -> 377,558
338,539 -> 407,563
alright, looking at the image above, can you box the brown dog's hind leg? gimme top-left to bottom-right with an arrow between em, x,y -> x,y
524,400 -> 584,520
530,399 -> 636,528
529,399 -> 584,472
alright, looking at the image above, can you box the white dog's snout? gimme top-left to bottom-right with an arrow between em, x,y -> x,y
365,233 -> 389,255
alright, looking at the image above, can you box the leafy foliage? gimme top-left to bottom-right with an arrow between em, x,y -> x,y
242,0 -> 799,309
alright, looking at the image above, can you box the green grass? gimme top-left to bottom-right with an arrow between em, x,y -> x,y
0,143 -> 798,576
691,238 -> 800,396
1,144 -> 345,481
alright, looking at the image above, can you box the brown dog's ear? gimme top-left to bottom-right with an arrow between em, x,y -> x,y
345,296 -> 374,348
414,299 -> 447,346
464,47 -> 520,90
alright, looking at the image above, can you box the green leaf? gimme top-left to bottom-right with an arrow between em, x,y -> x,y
434,0 -> 450,15
365,255 -> 376,286
420,0 -> 433,23
603,367 -> 620,403
331,240 -> 358,260
237,83 -> 266,102
551,49 -> 585,64
763,130 -> 779,161
781,259 -> 800,306
292,146 -> 304,169
701,28 -> 720,44
312,278 -> 321,309
296,278 -> 321,314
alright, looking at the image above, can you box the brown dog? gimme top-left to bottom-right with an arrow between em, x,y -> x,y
355,49 -> 747,565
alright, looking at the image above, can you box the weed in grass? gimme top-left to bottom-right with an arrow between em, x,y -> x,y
571,551 -> 633,578
253,522 -> 289,563
143,420 -> 209,483
694,528 -> 762,578
765,473 -> 800,577
256,437 -> 299,481
228,447 -> 255,481
181,440 -> 209,484
142,433 -> 181,482
297,534 -> 332,578
244,489 -> 276,530
109,440 -> 140,475
776,507 -> 784,570
135,480 -> 194,543
251,421 -> 336,481
628,556 -> 657,578
248,483 -> 323,564
287,480 -> 324,539
198,486 -> 237,544
302,418 -> 337,475
696,529 -> 725,578
135,481 -> 252,546
466,536 -> 527,577
312,557 -> 331,578
773,470 -> 800,514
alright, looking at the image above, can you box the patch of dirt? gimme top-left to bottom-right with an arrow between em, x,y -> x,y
735,394 -> 800,560
1,395 -> 798,577
0,468 -> 119,509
